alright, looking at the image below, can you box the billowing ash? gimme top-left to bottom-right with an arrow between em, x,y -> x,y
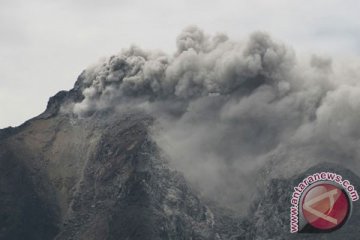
63,26 -> 360,213
70,26 -> 294,114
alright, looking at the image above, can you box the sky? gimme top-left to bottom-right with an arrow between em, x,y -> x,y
1,0 -> 359,128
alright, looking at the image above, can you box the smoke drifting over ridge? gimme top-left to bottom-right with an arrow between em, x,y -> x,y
65,26 -> 360,212
71,25 -> 294,114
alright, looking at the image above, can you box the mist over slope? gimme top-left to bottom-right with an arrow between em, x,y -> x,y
62,26 -> 360,211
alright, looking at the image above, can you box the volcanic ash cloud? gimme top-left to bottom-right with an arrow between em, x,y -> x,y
65,26 -> 360,212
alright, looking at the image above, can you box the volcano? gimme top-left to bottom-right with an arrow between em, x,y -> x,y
1,27 -> 360,239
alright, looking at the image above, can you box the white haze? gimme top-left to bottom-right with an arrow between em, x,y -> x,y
61,26 -> 360,212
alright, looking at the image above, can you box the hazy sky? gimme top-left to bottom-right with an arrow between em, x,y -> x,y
1,0 -> 359,128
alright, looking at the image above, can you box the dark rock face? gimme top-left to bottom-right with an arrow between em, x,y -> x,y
0,108 -> 221,240
0,148 -> 59,240
1,91 -> 360,239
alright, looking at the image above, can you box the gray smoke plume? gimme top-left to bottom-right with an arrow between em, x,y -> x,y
63,26 -> 360,213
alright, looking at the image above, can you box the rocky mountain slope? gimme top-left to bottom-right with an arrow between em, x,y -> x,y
0,87 -> 225,240
1,85 -> 360,240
